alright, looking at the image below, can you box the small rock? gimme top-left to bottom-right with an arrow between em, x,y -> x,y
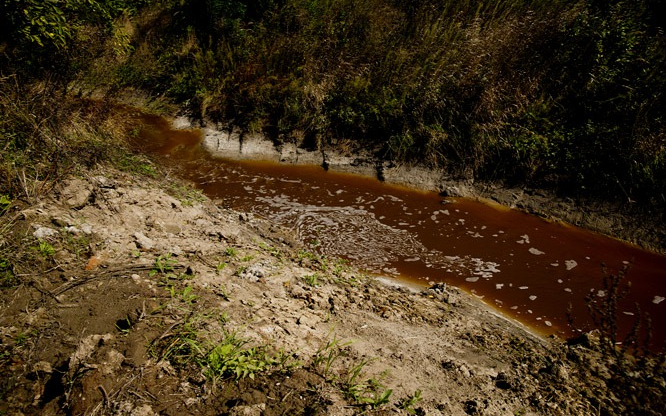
130,404 -> 157,416
229,403 -> 266,416
494,372 -> 512,390
92,176 -> 115,189
65,226 -> 81,235
62,179 -> 93,209
101,349 -> 125,375
32,361 -> 53,375
133,232 -> 154,250
33,226 -> 58,239
238,264 -> 265,282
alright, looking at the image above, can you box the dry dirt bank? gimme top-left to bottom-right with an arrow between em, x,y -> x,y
0,169 -> 660,415
187,118 -> 666,254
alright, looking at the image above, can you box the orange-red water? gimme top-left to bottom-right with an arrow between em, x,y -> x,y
135,115 -> 666,349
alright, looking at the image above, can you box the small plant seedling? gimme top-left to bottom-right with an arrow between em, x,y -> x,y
397,389 -> 423,414
178,286 -> 198,304
150,253 -> 177,276
312,331 -> 352,380
302,273 -> 320,287
36,240 -> 55,258
0,195 -> 11,212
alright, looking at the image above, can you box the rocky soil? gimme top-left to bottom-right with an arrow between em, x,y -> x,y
4,167 -> 659,415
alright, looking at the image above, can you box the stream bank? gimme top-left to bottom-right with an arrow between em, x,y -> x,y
178,117 -> 665,255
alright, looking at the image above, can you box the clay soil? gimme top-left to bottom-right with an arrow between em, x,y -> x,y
0,169 -> 662,415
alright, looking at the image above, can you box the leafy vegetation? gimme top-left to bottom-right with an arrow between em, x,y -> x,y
71,0 -> 662,207
1,1 -> 664,206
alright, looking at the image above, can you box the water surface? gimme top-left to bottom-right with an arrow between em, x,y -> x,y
134,115 -> 666,348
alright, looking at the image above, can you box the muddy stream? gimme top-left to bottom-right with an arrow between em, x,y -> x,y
134,114 -> 666,349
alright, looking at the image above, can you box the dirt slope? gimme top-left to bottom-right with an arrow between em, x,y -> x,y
0,169 -> 655,415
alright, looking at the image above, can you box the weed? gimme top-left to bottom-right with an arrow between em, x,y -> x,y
218,312 -> 229,324
259,242 -> 282,259
312,331 -> 352,380
204,331 -> 279,383
0,258 -> 16,287
174,285 -> 198,304
342,358 -> 392,409
117,154 -> 158,177
149,254 -> 177,276
297,250 -> 317,261
302,273 -> 320,287
240,255 -> 254,262
61,232 -> 91,260
0,195 -> 10,212
215,262 -> 227,274
35,240 -> 55,259
332,259 -> 349,278
149,318 -> 203,366
224,247 -> 237,257
343,358 -> 371,402
168,183 -> 205,206
397,389 -> 423,414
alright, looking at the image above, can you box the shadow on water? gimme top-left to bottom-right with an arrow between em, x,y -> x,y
133,114 -> 666,351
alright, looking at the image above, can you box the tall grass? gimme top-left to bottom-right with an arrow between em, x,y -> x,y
0,75 -> 144,201
22,0 -> 663,207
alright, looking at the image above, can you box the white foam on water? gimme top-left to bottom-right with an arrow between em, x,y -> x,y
623,311 -> 635,316
529,295 -> 537,301
545,321 -> 552,327
557,279 -> 563,283
466,277 -> 479,282
529,247 -> 545,255
653,296 -> 665,305
519,286 -> 529,290
597,290 -> 606,297
496,283 -> 504,289
565,260 -> 578,270
551,263 -> 559,267
564,288 -> 572,292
